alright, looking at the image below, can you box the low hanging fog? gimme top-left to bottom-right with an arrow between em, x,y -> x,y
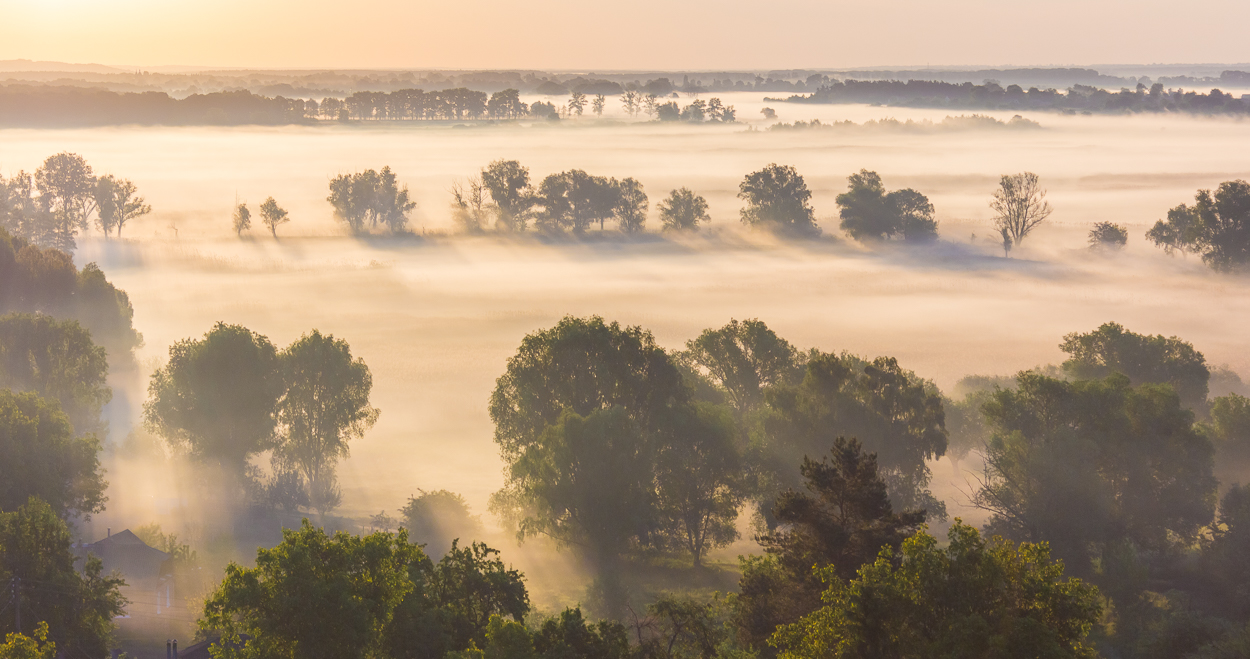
5,92 -> 1250,609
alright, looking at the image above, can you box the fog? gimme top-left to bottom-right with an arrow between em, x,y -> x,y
5,92 -> 1250,605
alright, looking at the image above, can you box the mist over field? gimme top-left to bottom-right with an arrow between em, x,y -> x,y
6,63 -> 1250,658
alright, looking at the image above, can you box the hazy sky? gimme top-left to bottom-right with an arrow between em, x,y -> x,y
3,0 -> 1249,70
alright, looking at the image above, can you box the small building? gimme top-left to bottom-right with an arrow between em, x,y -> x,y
79,529 -> 177,616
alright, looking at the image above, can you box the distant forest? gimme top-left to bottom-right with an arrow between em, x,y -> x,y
777,79 -> 1250,115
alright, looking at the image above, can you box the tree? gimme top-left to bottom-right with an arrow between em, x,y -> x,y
1202,485 -> 1250,619
488,90 -> 528,120
681,318 -> 800,419
232,202 -> 252,236
771,522 -> 1103,659
273,330 -> 379,514
1146,180 -> 1250,271
991,172 -> 1052,247
735,438 -> 925,653
259,197 -> 289,238
532,608 -> 630,659
658,189 -> 710,232
492,407 -> 657,566
654,403 -> 745,566
488,315 -> 688,460
592,95 -> 606,117
534,171 -> 620,233
201,521 -> 420,659
680,99 -> 707,122
0,313 -> 111,435
0,391 -> 106,518
452,177 -> 489,233
613,178 -> 648,233
144,322 -> 284,475
400,489 -> 484,558
0,498 -> 126,657
1202,393 -> 1250,486
481,160 -> 533,231
92,175 -> 149,238
1089,221 -> 1128,250
739,164 -> 818,235
836,170 -> 893,241
656,102 -> 680,121
974,372 -> 1216,576
0,621 -> 56,659
327,167 -> 416,234
887,188 -> 938,242
621,90 -> 641,117
568,92 -> 587,116
34,153 -> 96,252
760,352 -> 948,517
1059,321 -> 1210,410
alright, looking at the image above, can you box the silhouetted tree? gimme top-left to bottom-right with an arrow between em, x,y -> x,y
34,153 -> 96,251
658,188 -> 710,231
273,330 -> 379,515
1146,179 -> 1250,271
232,202 -> 252,236
93,175 -> 149,238
613,177 -> 647,233
568,92 -> 587,116
481,160 -> 533,231
259,196 -> 289,238
836,170 -> 937,242
738,164 -> 818,235
1089,221 -> 1128,250
592,94 -> 606,117
681,318 -> 800,419
328,167 -> 415,234
144,322 -> 284,478
991,172 -> 1052,247
487,89 -> 528,120
400,489 -> 483,558
451,176 -> 489,233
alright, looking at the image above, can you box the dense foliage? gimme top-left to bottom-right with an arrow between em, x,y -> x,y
0,390 -> 106,518
1147,180 -> 1250,271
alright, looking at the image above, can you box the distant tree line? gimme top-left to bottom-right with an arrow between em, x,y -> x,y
780,79 -> 1250,115
1,152 -> 150,251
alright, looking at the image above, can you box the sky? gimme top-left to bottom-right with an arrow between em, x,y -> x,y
3,0 -> 1250,71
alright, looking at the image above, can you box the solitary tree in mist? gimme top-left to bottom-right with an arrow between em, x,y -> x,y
613,177 -> 648,233
738,164 -> 818,235
654,403 -> 744,567
592,94 -> 606,117
93,175 -> 150,238
1059,321 -> 1209,410
974,372 -> 1216,576
260,196 -> 290,238
658,188 -> 710,231
568,92 -> 587,116
480,159 -> 533,231
144,322 -> 284,477
232,202 -> 252,237
681,318 -> 800,419
450,176 -> 489,233
1146,179 -> 1250,271
1088,221 -> 1128,250
990,172 -> 1052,247
0,313 -> 111,435
273,330 -> 379,515
0,390 -> 107,518
34,152 -> 97,252
770,522 -> 1102,659
399,489 -> 483,558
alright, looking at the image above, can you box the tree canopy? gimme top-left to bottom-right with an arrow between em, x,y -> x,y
738,164 -> 818,235
771,522 -> 1103,659
1147,179 -> 1250,271
327,167 -> 416,234
0,390 -> 106,518
681,318 -> 801,418
1059,321 -> 1210,410
0,313 -> 111,435
658,188 -> 710,232
835,170 -> 938,242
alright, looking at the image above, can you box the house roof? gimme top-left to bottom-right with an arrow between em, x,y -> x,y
80,529 -> 171,586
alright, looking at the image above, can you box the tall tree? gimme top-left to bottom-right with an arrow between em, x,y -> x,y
0,313 -> 111,435
273,330 -> 379,514
0,498 -> 126,658
771,522 -> 1102,659
400,490 -> 483,558
232,202 -> 252,237
990,171 -> 1052,247
480,160 -> 533,231
654,403 -> 745,566
144,322 -> 284,477
738,164 -> 818,235
681,318 -> 800,419
1059,321 -> 1209,410
974,372 -> 1216,576
568,92 -> 587,116
613,177 -> 648,233
592,94 -> 606,117
259,197 -> 289,238
92,175 -> 150,238
658,188 -> 710,232
34,153 -> 96,252
0,390 -> 107,518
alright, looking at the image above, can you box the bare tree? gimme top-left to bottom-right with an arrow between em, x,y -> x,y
450,176 -> 488,233
990,172 -> 1052,246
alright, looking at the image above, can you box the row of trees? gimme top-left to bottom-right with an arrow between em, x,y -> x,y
0,152 -> 151,252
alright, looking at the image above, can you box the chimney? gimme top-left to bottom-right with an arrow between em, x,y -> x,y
173,640 -> 178,658
107,528 -> 111,538
166,640 -> 171,659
